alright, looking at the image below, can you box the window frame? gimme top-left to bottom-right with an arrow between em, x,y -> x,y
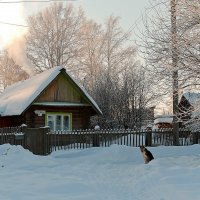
45,112 -> 72,131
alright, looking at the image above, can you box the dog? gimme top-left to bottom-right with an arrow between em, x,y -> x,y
139,146 -> 154,164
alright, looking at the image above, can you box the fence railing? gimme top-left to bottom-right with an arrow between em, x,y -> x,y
47,129 -> 147,153
152,128 -> 195,146
0,127 -> 199,155
47,128 -> 199,153
0,126 -> 25,147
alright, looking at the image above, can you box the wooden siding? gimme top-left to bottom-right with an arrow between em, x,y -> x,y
36,73 -> 87,104
0,70 -> 99,129
24,105 -> 92,130
0,105 -> 92,129
0,116 -> 24,128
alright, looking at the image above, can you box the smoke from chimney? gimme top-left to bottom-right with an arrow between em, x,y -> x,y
6,33 -> 34,75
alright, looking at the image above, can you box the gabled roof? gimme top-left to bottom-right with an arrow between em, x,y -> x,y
0,66 -> 102,116
181,92 -> 200,118
182,92 -> 200,106
154,115 -> 173,124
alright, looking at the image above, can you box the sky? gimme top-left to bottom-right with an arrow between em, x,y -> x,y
74,0 -> 148,30
0,0 -> 150,49
0,0 -> 167,114
0,143 -> 200,199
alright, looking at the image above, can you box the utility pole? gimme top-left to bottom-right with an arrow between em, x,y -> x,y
171,0 -> 179,145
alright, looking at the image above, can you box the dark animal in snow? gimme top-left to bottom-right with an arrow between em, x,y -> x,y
139,146 -> 154,164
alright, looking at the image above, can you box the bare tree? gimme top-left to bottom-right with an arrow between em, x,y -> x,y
81,16 -> 136,88
26,2 -> 86,73
0,50 -> 29,90
26,3 -> 158,129
79,20 -> 104,89
139,0 -> 200,127
83,16 -> 156,129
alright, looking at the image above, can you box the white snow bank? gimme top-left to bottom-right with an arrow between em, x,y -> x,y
0,144 -> 200,200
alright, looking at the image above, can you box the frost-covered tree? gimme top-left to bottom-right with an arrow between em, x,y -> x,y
26,3 -> 158,129
26,3 -> 86,73
0,50 -> 29,90
140,0 -> 200,131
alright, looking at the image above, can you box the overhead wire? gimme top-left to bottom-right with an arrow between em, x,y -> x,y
0,0 -> 161,43
0,0 -> 77,27
0,0 -> 76,3
0,21 -> 28,27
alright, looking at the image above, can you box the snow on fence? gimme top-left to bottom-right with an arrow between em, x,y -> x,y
47,129 -> 147,153
0,127 -> 199,155
47,128 -> 198,153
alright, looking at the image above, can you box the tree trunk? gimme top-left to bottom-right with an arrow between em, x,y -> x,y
171,0 -> 179,145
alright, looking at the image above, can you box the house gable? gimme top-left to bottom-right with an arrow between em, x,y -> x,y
178,93 -> 199,124
0,66 -> 102,116
35,73 -> 87,104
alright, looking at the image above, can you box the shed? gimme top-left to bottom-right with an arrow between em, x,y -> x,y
0,66 -> 102,130
154,115 -> 173,129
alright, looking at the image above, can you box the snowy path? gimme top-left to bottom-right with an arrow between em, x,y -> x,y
0,144 -> 200,200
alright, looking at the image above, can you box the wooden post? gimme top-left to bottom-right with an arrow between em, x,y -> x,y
92,132 -> 100,147
24,127 -> 50,155
41,127 -> 50,155
145,129 -> 152,147
21,124 -> 27,148
192,132 -> 198,144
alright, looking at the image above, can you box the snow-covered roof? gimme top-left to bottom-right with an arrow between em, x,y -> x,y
0,66 -> 102,116
182,92 -> 200,105
154,116 -> 173,124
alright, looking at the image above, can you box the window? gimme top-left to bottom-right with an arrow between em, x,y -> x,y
46,113 -> 72,131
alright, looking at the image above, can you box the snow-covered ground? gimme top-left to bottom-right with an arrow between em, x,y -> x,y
0,144 -> 200,200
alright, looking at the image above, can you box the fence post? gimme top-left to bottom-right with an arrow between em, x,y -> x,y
21,124 -> 27,148
192,132 -> 198,144
24,127 -> 50,155
145,129 -> 152,147
41,127 -> 50,155
92,131 -> 100,147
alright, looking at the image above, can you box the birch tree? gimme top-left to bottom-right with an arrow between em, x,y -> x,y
26,3 -> 157,129
26,2 -> 86,73
140,0 -> 200,131
84,16 -> 156,129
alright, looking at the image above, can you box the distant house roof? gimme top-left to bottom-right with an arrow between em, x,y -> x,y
154,115 -> 173,124
182,92 -> 200,106
180,92 -> 200,118
0,66 -> 102,116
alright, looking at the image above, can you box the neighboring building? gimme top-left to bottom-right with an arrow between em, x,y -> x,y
178,92 -> 200,127
141,106 -> 155,129
0,66 -> 102,130
153,115 -> 173,129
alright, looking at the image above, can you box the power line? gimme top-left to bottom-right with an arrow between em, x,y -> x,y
0,21 -> 28,27
0,0 -> 77,27
0,0 -> 76,3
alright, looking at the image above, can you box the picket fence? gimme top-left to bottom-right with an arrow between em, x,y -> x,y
0,127 -> 199,155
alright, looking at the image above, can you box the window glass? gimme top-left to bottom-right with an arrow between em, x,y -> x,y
63,115 -> 69,130
56,115 -> 62,131
46,113 -> 71,131
47,115 -> 54,131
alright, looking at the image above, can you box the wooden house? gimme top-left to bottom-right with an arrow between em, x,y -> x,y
178,92 -> 200,126
0,66 -> 102,130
